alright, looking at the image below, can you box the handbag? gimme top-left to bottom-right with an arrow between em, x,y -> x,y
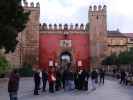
51,75 -> 56,81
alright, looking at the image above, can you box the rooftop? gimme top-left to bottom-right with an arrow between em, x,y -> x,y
107,30 -> 127,37
124,33 -> 133,38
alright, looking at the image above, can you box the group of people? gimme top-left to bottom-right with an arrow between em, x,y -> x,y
7,67 -> 105,100
113,68 -> 133,86
33,67 -> 106,95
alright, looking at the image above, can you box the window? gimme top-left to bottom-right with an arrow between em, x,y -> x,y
120,40 -> 123,45
130,38 -> 133,41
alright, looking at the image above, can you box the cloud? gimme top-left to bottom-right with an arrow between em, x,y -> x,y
26,0 -> 133,32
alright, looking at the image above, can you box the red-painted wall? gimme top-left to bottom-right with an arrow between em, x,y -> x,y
39,33 -> 90,69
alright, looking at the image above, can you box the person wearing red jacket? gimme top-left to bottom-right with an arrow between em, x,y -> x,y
48,67 -> 56,93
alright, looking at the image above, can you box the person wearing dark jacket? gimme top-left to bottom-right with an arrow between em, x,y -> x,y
91,69 -> 98,90
83,69 -> 89,90
99,69 -> 105,84
8,69 -> 20,100
42,70 -> 48,92
78,69 -> 89,90
78,69 -> 84,90
63,69 -> 69,90
74,71 -> 79,89
55,69 -> 61,91
120,70 -> 126,85
33,70 -> 41,95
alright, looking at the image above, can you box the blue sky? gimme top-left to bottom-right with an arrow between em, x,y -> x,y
26,0 -> 133,33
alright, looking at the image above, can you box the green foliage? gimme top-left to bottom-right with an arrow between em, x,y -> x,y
0,0 -> 29,53
0,56 -> 9,75
118,52 -> 129,65
101,53 -> 117,65
118,48 -> 133,65
102,48 -> 133,66
19,64 -> 33,77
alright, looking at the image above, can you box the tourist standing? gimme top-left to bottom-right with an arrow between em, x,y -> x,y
33,70 -> 41,95
78,69 -> 83,90
48,67 -> 56,93
55,68 -> 61,91
91,69 -> 98,90
42,69 -> 48,92
120,70 -> 126,85
99,68 -> 105,84
8,69 -> 20,100
63,69 -> 69,90
83,69 -> 90,90
68,69 -> 75,90
80,69 -> 90,90
74,70 -> 79,89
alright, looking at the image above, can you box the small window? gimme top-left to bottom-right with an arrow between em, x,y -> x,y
130,38 -> 133,41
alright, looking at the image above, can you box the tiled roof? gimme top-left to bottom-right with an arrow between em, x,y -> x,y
107,30 -> 127,37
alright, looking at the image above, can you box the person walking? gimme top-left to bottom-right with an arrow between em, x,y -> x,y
120,70 -> 126,85
91,69 -> 98,90
33,70 -> 41,95
8,69 -> 20,100
42,69 -> 48,92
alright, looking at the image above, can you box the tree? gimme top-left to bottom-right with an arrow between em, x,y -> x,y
0,0 -> 29,53
117,48 -> 133,65
19,64 -> 33,77
0,56 -> 9,77
102,48 -> 133,72
101,53 -> 119,72
101,53 -> 117,66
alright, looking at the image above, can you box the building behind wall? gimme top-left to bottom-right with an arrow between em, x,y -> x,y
107,30 -> 127,56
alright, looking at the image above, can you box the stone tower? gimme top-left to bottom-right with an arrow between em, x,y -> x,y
20,1 -> 40,65
5,1 -> 40,67
89,5 -> 107,67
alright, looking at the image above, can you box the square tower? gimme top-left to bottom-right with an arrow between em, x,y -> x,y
20,2 -> 40,66
89,5 -> 107,67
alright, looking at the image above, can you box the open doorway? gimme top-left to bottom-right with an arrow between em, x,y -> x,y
60,51 -> 72,71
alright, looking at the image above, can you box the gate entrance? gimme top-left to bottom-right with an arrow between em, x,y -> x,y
60,51 -> 72,71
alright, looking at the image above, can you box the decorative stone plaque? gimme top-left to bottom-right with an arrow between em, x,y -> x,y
60,40 -> 72,48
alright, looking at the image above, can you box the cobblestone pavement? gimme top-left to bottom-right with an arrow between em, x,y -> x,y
0,77 -> 133,100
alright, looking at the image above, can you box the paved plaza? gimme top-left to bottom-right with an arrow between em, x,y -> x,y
0,77 -> 133,100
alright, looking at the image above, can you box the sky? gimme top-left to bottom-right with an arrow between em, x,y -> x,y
26,0 -> 133,33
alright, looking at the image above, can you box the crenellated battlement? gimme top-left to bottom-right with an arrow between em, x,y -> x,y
23,0 -> 40,8
89,5 -> 106,12
39,23 -> 86,31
